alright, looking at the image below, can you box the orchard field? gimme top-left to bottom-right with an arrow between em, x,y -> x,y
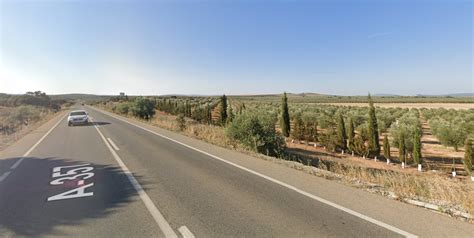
101,93 -> 474,215
104,93 -> 474,176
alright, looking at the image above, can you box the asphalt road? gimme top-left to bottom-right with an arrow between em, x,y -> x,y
0,106 -> 473,237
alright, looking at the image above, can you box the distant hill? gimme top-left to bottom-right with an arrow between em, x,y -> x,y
415,93 -> 474,97
49,94 -> 110,101
373,93 -> 401,97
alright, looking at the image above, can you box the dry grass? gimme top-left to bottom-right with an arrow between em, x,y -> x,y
0,109 -> 61,152
329,163 -> 474,214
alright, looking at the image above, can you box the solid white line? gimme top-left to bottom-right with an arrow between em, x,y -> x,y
1,113 -> 68,180
90,118 -> 178,238
10,157 -> 24,169
178,226 -> 195,238
0,171 -> 11,182
22,113 -> 68,158
107,138 -> 120,151
93,107 -> 418,238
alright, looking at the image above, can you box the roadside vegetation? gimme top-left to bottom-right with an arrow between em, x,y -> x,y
98,93 -> 474,217
0,91 -> 69,150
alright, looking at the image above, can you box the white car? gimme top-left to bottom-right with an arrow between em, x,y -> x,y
68,110 -> 89,126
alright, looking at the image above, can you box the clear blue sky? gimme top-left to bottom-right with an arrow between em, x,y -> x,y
1,0 -> 472,96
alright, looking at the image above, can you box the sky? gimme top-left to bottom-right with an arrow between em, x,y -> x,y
0,0 -> 472,96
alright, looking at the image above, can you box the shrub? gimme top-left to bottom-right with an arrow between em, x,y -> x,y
116,103 -> 130,115
7,105 -> 41,126
226,111 -> 285,156
291,113 -> 305,141
177,114 -> 186,131
130,97 -> 156,120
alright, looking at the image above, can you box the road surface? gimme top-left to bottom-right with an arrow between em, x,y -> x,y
0,106 -> 473,237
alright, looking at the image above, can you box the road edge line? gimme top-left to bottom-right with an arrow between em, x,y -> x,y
90,118 -> 178,238
10,113 -> 67,171
23,113 -> 68,158
92,106 -> 418,238
106,137 -> 120,151
178,226 -> 195,238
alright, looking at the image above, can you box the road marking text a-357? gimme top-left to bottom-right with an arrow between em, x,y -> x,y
47,163 -> 95,201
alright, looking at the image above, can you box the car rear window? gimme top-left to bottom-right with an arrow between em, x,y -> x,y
70,111 -> 86,116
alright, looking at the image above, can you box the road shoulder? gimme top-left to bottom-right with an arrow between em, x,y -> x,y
89,106 -> 474,237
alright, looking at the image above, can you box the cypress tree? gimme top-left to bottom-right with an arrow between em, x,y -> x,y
413,129 -> 422,165
399,131 -> 406,163
207,103 -> 212,125
463,138 -> 473,175
336,113 -> 347,150
280,92 -> 291,137
347,117 -> 355,151
314,121 -> 319,142
220,95 -> 228,125
367,94 -> 380,156
383,134 -> 390,160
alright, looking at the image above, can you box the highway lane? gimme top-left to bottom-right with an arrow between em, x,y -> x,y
87,107 -> 406,237
0,111 -> 162,237
1,106 -> 473,237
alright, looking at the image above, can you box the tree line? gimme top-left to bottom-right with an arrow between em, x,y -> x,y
108,93 -> 473,174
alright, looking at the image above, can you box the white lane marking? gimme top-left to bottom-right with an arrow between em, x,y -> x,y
90,118 -> 178,238
10,158 -> 24,169
77,180 -> 84,186
22,113 -> 68,158
0,113 -> 67,183
107,137 -> 120,151
93,107 -> 418,238
178,226 -> 195,238
0,171 -> 11,182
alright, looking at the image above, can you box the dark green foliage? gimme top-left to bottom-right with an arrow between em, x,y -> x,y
115,103 -> 129,114
291,113 -> 305,140
226,111 -> 285,156
463,138 -> 473,175
177,114 -> 186,131
399,131 -> 406,163
424,109 -> 472,151
336,113 -> 347,150
389,110 -> 422,158
367,94 -> 380,156
347,117 -> 355,152
383,134 -> 390,160
280,92 -> 291,137
413,129 -> 422,164
220,95 -> 228,125
130,97 -> 156,120
320,127 -> 338,152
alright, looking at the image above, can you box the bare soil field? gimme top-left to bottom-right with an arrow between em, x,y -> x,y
316,102 -> 474,110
